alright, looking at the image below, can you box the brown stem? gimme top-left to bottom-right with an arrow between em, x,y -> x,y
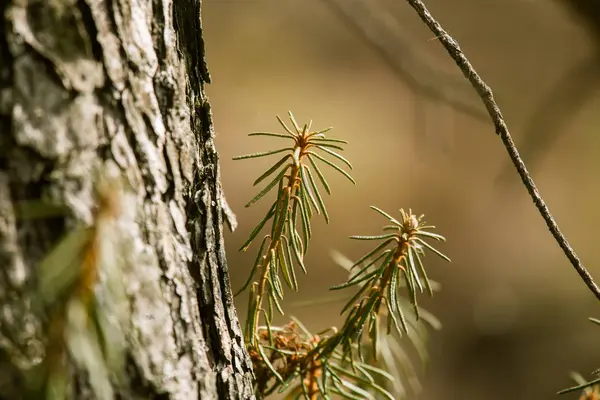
251,164 -> 302,341
379,238 -> 407,292
404,0 -> 600,301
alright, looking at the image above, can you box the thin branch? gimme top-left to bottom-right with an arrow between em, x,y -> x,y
497,0 -> 600,183
497,53 -> 600,184
404,0 -> 600,301
322,0 -> 488,121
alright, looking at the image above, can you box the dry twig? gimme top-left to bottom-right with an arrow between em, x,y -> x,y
323,0 -> 487,121
404,0 -> 600,301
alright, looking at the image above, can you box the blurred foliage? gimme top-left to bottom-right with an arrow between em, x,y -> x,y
21,173 -> 130,400
559,318 -> 600,399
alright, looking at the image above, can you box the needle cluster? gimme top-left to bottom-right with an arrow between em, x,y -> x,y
234,112 -> 354,348
234,112 -> 449,399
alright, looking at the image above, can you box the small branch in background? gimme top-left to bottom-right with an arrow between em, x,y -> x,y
497,0 -> 600,184
496,54 -> 600,184
404,0 -> 600,301
323,0 -> 488,121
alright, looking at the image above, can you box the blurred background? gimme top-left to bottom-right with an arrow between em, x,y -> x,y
203,0 -> 600,398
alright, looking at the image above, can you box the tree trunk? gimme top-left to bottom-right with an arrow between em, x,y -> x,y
0,0 -> 254,398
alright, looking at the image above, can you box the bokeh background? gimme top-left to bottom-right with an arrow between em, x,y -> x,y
203,0 -> 600,398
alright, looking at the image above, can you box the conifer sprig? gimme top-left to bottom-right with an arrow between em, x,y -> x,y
234,111 -> 354,346
317,207 -> 449,364
328,249 -> 443,398
235,114 -> 448,399
250,318 -> 395,400
252,207 -> 448,399
558,318 -> 600,398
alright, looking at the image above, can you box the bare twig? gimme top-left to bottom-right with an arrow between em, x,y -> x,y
323,0 -> 488,121
496,53 -> 600,184
404,0 -> 600,301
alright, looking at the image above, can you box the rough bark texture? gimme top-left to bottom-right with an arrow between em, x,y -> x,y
0,0 -> 254,398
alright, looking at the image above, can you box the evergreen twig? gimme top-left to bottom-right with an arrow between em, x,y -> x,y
235,113 -> 448,399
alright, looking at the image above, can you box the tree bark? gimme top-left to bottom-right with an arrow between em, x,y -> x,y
0,0 -> 254,399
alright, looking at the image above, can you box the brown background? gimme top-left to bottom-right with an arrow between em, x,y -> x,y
203,0 -> 600,398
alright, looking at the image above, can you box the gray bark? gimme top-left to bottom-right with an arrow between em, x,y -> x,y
0,0 -> 254,399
